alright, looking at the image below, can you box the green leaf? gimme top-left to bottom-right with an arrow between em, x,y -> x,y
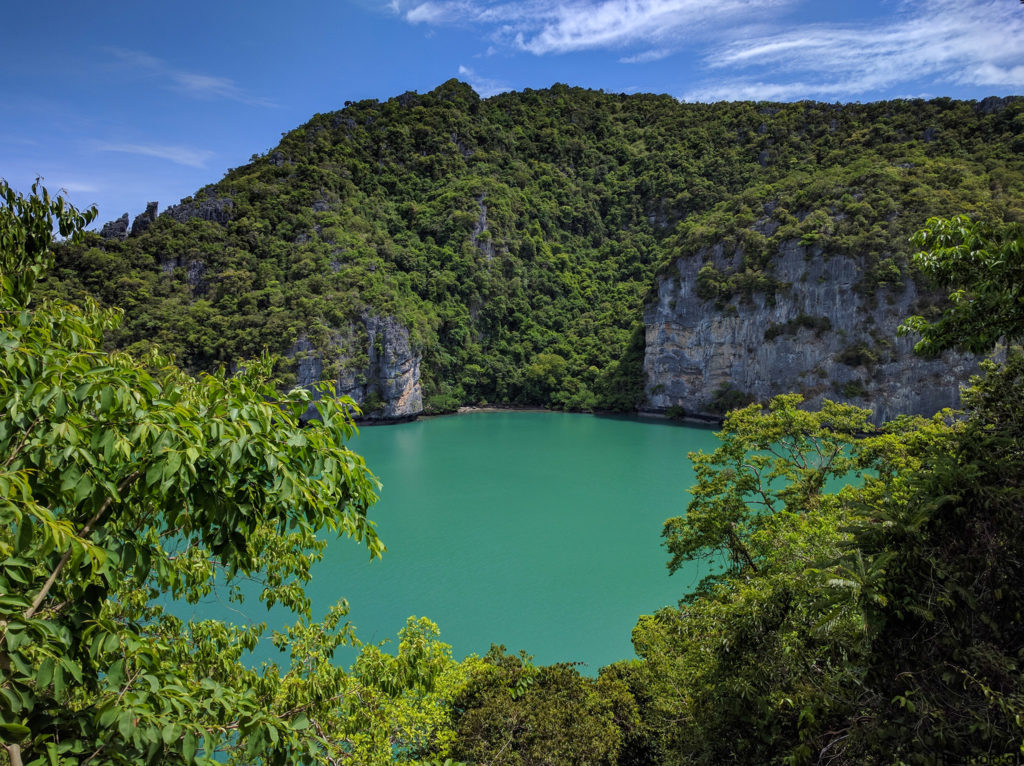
36,657 -> 55,689
0,686 -> 24,714
16,519 -> 32,553
106,658 -> 125,689
0,722 -> 30,738
52,664 -> 65,698
161,722 -> 180,746
98,706 -> 118,729
182,731 -> 197,761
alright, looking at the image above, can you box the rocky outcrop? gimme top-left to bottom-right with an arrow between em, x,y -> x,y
162,193 -> 234,225
974,95 -> 1022,115
130,202 -> 158,237
643,240 -> 981,423
157,255 -> 206,292
292,314 -> 423,422
100,213 -> 130,240
471,194 -> 495,260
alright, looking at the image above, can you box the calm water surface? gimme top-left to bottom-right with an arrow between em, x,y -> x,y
303,411 -> 720,670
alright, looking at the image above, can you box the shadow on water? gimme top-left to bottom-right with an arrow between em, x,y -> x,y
594,411 -> 723,431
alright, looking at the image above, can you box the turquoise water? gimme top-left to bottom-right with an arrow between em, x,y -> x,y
182,412 -> 720,671
310,411 -> 719,670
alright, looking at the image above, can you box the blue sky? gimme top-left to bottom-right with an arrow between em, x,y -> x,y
2,0 -> 1022,227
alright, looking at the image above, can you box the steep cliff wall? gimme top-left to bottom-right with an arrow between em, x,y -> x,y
643,240 -> 981,423
292,314 -> 423,421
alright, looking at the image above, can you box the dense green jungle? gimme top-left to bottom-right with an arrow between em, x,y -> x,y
1,83 -> 1024,765
40,83 -> 1024,412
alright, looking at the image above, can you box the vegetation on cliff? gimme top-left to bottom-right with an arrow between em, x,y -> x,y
40,85 -> 1024,413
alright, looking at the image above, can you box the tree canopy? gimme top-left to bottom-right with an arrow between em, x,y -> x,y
900,215 -> 1024,356
0,182 -> 466,765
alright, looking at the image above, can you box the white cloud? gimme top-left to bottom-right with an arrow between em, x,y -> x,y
688,0 -> 1024,101
397,0 -> 1024,103
170,73 -> 277,107
523,0 -> 782,55
94,142 -> 215,168
402,0 -> 789,55
406,0 -> 466,23
960,63 -> 1024,87
620,48 -> 672,64
106,48 -> 164,70
105,47 -> 277,107
53,180 -> 100,194
457,64 -> 511,97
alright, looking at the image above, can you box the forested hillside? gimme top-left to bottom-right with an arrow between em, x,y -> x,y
5,82 -> 1024,763
42,83 -> 1024,415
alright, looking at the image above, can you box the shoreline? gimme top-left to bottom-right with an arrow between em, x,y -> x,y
382,403 -> 725,428
455,404 -> 551,415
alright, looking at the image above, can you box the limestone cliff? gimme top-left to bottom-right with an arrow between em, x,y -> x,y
162,192 -> 234,225
99,213 -> 129,240
130,202 -> 159,237
292,314 -> 423,422
643,239 -> 981,423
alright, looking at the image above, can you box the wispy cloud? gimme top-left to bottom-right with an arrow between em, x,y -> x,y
457,64 -> 511,97
169,73 -> 277,106
106,48 -> 277,107
394,0 -> 1023,102
94,142 -> 215,168
685,0 -> 1024,101
400,0 -> 789,55
53,180 -> 100,194
620,48 -> 672,64
0,134 -> 39,147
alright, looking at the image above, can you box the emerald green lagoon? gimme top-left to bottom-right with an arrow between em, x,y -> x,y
182,411 -> 719,670
311,411 -> 718,670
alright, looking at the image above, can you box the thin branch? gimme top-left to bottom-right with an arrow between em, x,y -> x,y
728,525 -> 758,574
1,413 -> 44,470
25,471 -> 140,620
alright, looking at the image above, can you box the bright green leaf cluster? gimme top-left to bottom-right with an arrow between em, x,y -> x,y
0,181 -> 422,764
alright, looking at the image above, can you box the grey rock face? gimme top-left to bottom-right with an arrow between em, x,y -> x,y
162,193 -> 234,225
396,91 -> 420,108
130,202 -> 158,237
643,240 -> 981,423
100,213 -> 129,240
471,194 -> 495,260
450,132 -> 474,157
975,95 -> 1021,115
291,314 -> 423,422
